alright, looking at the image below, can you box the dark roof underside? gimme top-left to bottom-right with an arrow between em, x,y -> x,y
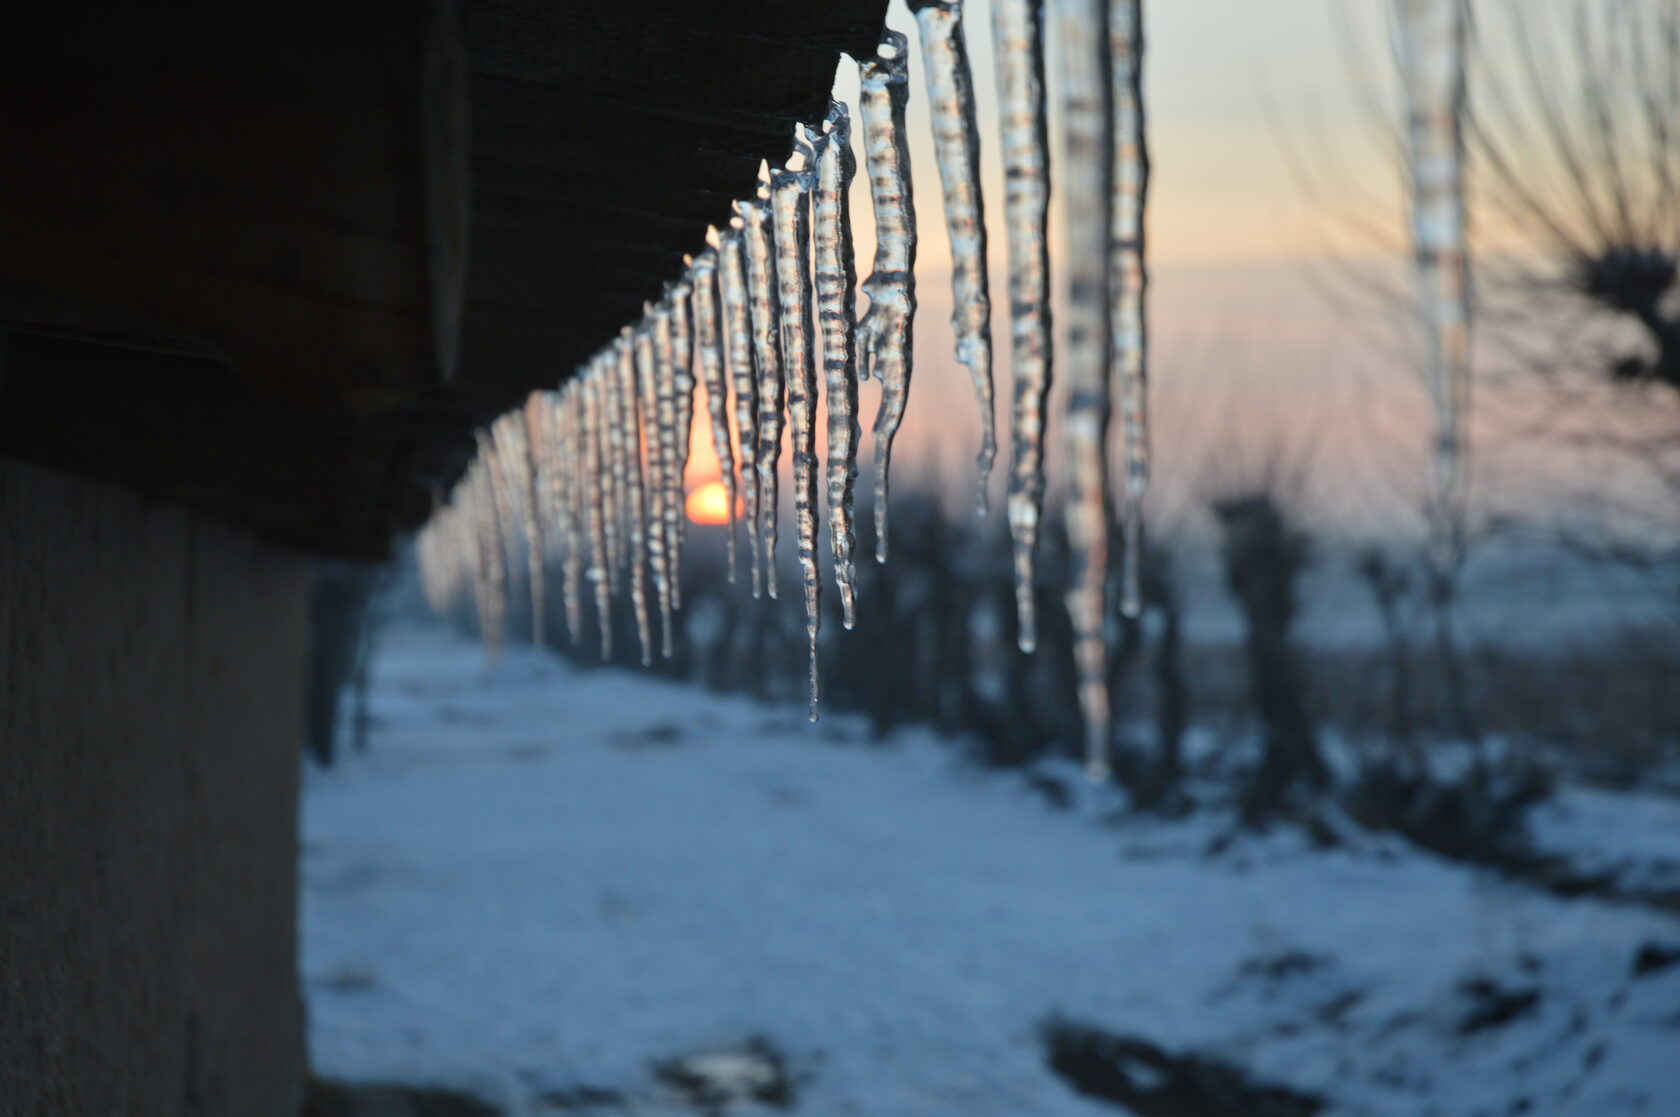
0,0 -> 889,556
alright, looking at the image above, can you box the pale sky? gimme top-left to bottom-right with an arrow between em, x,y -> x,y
680,0 -> 1418,538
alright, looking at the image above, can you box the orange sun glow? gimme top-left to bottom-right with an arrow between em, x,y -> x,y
685,481 -> 731,525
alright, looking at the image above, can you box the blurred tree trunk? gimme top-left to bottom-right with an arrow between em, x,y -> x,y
305,560 -> 383,766
1214,494 -> 1326,822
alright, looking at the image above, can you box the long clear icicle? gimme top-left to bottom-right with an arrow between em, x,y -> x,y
693,244 -> 738,581
720,214 -> 762,598
993,0 -> 1054,653
1112,0 -> 1149,621
913,0 -> 996,516
814,102 -> 862,628
857,30 -> 918,564
743,170 -> 786,601
582,374 -> 613,660
1397,0 -> 1469,576
669,278 -> 696,609
1060,0 -> 1114,780
521,393 -> 550,647
773,140 -> 822,720
654,298 -> 683,611
635,320 -> 675,657
598,354 -> 627,594
617,333 -> 653,665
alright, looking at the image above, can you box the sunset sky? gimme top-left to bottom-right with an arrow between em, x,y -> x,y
682,1 -> 1609,547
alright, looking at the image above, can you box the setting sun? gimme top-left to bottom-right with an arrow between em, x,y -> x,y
685,480 -> 731,525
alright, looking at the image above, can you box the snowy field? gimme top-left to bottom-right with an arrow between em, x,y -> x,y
302,625 -> 1680,1115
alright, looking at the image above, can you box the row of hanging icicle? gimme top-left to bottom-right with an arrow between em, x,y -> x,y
417,0 -> 1468,781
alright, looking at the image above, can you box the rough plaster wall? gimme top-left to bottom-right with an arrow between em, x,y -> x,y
0,459 -> 308,1117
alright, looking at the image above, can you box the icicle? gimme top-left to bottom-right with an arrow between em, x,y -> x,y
913,0 -> 996,516
773,137 -> 822,720
856,30 -> 918,563
492,414 -> 543,644
992,0 -> 1053,653
472,433 -> 509,659
522,393 -> 550,647
484,423 -> 525,607
596,354 -> 626,595
555,388 -> 586,648
1396,0 -> 1469,576
742,170 -> 786,600
668,276 -> 696,609
1111,0 -> 1149,622
720,214 -> 762,598
616,333 -> 654,666
693,243 -> 738,581
653,299 -> 684,612
464,468 -> 490,644
813,102 -> 862,628
635,318 -> 676,657
1060,0 -> 1114,780
582,374 -> 613,660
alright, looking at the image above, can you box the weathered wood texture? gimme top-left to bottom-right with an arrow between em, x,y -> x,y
0,460 -> 309,1116
0,0 -> 888,555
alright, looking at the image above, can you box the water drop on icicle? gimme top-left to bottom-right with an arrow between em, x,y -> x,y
581,374 -> 613,660
693,244 -> 739,581
992,0 -> 1053,653
1112,0 -> 1149,623
1397,0 -> 1469,577
616,333 -> 654,666
772,138 -> 822,720
720,214 -> 762,598
742,170 -> 786,601
912,0 -> 996,516
1059,0 -> 1114,780
635,319 -> 676,657
813,101 -> 862,629
521,394 -> 550,646
856,30 -> 918,564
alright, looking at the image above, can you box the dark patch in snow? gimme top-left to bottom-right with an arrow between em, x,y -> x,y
1582,1041 -> 1607,1071
1240,950 -> 1332,981
651,1036 -> 798,1114
1040,1017 -> 1325,1116
319,965 -> 378,994
304,1077 -> 501,1117
1316,989 -> 1366,1028
535,1084 -> 627,1111
1630,939 -> 1680,978
1024,769 -> 1073,810
610,723 -> 686,749
1456,978 -> 1542,1035
437,705 -> 497,726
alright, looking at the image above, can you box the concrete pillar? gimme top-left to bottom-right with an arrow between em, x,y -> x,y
0,459 -> 308,1116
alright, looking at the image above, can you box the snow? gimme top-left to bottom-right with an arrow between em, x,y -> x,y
303,624 -> 1680,1115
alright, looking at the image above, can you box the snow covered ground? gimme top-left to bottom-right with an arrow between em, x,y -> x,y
302,624 -> 1680,1116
